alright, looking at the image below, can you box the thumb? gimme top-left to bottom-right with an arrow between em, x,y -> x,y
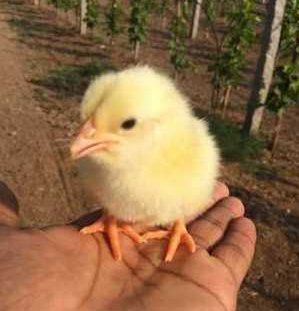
0,181 -> 20,227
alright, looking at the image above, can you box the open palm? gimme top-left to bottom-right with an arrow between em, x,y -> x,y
0,182 -> 256,311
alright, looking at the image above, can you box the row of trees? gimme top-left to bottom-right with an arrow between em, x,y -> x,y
33,0 -> 298,156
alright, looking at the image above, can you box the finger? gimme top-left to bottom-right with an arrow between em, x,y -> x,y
208,182 -> 229,208
0,181 -> 20,227
190,197 -> 245,249
212,217 -> 256,286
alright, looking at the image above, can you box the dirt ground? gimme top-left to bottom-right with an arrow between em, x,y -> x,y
0,3 -> 81,227
0,1 -> 298,310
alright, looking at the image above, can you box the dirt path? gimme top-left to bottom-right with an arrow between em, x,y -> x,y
0,9 -> 76,227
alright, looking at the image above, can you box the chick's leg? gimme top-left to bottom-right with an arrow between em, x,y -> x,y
80,216 -> 143,261
142,219 -> 196,262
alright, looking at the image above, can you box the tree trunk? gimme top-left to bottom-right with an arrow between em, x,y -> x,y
243,0 -> 286,136
109,35 -> 114,46
221,85 -> 232,117
80,0 -> 87,35
176,0 -> 182,18
161,16 -> 167,29
134,41 -> 140,61
183,0 -> 189,16
190,0 -> 202,39
34,0 -> 39,6
270,108 -> 283,156
75,5 -> 80,30
210,86 -> 220,112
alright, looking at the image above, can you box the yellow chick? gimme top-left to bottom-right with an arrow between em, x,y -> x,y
71,66 -> 220,261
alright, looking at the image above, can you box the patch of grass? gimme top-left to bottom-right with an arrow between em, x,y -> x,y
33,62 -> 116,97
7,17 -> 31,35
208,116 -> 265,163
34,88 -> 49,102
7,17 -> 22,28
242,161 -> 272,176
93,35 -> 105,44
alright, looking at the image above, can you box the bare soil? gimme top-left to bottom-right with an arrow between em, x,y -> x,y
0,3 -> 80,227
0,1 -> 298,310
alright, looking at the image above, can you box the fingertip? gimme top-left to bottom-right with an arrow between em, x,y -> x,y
220,196 -> 245,218
214,182 -> 229,201
230,217 -> 257,243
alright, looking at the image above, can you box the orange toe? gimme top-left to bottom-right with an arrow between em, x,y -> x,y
182,231 -> 197,253
140,221 -> 196,262
80,216 -> 143,261
142,230 -> 169,241
80,219 -> 105,234
120,224 -> 145,243
165,220 -> 196,262
106,216 -> 122,261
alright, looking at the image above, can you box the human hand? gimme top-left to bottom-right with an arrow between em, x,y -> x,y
0,181 -> 256,311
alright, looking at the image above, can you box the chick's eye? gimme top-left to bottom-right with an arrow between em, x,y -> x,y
121,118 -> 136,130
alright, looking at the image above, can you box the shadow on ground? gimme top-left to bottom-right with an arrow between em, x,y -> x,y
232,185 -> 299,311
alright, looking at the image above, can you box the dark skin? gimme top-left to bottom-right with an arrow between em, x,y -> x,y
0,182 -> 256,311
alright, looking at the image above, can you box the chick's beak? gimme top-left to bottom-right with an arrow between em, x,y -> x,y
71,119 -> 117,160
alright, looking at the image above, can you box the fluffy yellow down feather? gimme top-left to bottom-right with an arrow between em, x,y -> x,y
77,66 -> 220,226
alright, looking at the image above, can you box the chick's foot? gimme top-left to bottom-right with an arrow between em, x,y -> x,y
80,216 -> 144,261
142,219 -> 196,262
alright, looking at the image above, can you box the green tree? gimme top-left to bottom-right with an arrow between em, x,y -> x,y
128,0 -> 151,60
105,0 -> 122,45
267,64 -> 299,154
84,0 -> 99,29
48,0 -> 79,11
203,0 -> 258,115
156,0 -> 170,29
279,0 -> 299,63
266,0 -> 299,155
169,0 -> 190,79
